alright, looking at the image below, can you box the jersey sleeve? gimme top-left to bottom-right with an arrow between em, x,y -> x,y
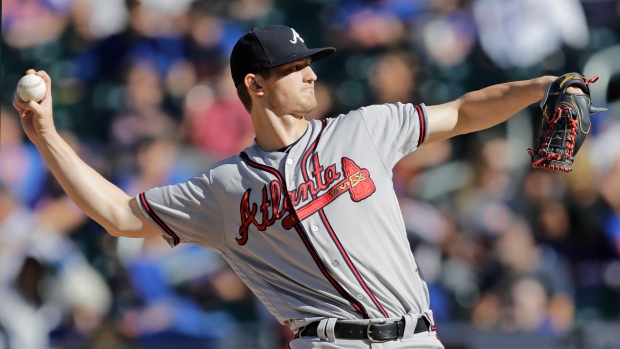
137,175 -> 224,249
358,102 -> 428,169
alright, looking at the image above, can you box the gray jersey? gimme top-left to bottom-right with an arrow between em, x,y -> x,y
137,102 -> 430,330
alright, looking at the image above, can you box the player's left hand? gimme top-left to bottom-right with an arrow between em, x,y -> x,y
528,73 -> 606,172
537,76 -> 582,95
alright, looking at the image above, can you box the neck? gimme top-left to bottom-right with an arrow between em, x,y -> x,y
251,109 -> 308,152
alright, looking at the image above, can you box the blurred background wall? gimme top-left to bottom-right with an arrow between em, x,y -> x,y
1,0 -> 620,348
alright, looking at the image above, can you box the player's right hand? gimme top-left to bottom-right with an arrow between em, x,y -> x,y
13,69 -> 56,144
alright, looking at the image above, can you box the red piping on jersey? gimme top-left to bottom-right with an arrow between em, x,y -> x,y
316,210 -> 388,318
299,121 -> 389,318
139,192 -> 180,246
414,104 -> 426,146
291,224 -> 366,316
300,161 -> 389,318
239,151 -> 367,318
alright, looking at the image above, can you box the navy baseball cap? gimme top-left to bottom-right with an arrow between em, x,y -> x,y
230,25 -> 336,87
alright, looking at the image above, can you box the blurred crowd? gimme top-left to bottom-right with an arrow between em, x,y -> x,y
1,0 -> 620,348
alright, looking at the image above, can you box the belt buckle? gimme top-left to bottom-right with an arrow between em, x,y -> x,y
366,319 -> 388,343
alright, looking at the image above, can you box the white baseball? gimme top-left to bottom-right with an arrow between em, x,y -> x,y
16,74 -> 46,102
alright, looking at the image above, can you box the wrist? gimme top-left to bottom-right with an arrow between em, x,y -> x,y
536,76 -> 556,99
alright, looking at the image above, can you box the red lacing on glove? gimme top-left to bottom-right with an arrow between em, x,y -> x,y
528,105 -> 577,172
583,75 -> 599,85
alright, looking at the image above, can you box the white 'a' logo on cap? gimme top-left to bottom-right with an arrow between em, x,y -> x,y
290,28 -> 304,44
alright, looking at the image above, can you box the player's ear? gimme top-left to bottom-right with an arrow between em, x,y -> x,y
245,74 -> 263,95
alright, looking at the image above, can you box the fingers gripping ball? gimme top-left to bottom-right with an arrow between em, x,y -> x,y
16,74 -> 46,102
528,73 -> 606,172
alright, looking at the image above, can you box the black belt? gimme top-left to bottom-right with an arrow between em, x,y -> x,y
301,317 -> 430,343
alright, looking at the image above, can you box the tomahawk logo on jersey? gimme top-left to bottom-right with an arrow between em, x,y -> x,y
237,156 -> 376,245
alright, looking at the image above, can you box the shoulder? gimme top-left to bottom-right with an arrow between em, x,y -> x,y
320,104 -> 401,130
337,102 -> 416,119
329,103 -> 419,126
206,145 -> 269,179
207,155 -> 246,178
360,102 -> 419,114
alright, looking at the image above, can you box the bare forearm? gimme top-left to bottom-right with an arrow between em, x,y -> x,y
455,77 -> 552,134
425,76 -> 555,144
14,70 -> 158,238
34,133 -> 144,235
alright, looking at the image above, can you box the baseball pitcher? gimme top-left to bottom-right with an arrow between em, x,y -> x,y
13,25 -> 598,348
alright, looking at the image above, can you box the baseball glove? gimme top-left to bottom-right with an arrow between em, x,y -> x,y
528,73 -> 606,172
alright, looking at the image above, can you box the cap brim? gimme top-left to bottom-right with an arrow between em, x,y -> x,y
267,47 -> 336,68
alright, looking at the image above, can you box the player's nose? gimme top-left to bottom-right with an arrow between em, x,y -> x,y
303,66 -> 317,83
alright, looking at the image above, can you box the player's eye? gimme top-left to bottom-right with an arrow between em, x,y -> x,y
286,61 -> 310,73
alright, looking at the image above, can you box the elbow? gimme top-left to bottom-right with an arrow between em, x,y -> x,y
103,197 -> 145,238
104,220 -> 129,237
101,213 -> 135,238
104,214 -> 160,239
455,108 -> 476,135
87,197 -> 152,238
106,227 -> 123,237
104,219 -> 144,238
102,210 -> 130,237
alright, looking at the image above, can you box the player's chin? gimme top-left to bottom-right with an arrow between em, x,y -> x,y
302,95 -> 317,111
302,103 -> 317,117
287,96 -> 316,117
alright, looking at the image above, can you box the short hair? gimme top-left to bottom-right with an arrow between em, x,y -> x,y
236,68 -> 272,113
